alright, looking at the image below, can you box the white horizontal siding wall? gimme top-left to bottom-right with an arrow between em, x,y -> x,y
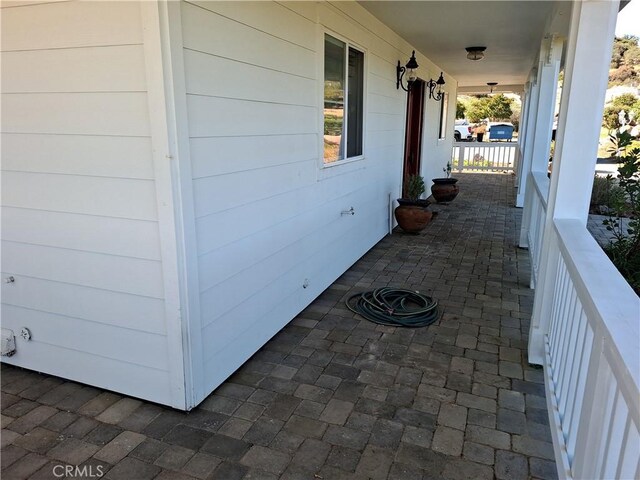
0,1 -> 184,407
179,0 -> 455,400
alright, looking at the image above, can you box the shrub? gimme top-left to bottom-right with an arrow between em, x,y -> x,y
591,175 -> 624,211
324,115 -> 343,136
602,113 -> 640,294
608,65 -> 638,85
605,238 -> 640,294
463,154 -> 496,169
602,93 -> 640,130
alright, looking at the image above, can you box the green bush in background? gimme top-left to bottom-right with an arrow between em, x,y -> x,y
602,118 -> 640,295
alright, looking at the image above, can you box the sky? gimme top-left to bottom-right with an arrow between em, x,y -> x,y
616,0 -> 640,37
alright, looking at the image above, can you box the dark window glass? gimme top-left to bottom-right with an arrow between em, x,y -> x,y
439,93 -> 449,139
347,47 -> 364,158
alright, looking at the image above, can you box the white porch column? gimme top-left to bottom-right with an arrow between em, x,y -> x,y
516,37 -> 563,212
529,37 -> 563,174
515,70 -> 540,209
517,73 -> 539,248
527,0 -> 619,365
513,88 -> 528,185
518,85 -> 531,162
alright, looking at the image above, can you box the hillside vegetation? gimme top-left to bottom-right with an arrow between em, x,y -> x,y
609,35 -> 640,87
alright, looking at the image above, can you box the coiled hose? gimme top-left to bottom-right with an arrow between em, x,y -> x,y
345,287 -> 439,328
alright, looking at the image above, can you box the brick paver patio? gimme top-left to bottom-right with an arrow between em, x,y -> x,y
587,212 -> 631,248
1,173 -> 557,480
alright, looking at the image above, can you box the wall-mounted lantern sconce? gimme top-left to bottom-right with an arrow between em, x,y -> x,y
426,72 -> 446,101
466,46 -> 486,61
487,82 -> 498,93
397,51 -> 419,92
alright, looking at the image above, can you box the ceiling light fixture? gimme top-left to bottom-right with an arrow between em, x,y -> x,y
487,82 -> 498,93
397,51 -> 419,92
466,46 -> 486,61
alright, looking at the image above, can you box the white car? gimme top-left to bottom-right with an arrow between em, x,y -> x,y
454,121 -> 473,141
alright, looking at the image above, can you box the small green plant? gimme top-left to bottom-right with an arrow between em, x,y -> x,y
602,111 -> 640,294
443,161 -> 452,178
405,175 -> 426,201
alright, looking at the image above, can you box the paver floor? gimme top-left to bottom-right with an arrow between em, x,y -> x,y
1,173 -> 557,480
587,213 -> 631,248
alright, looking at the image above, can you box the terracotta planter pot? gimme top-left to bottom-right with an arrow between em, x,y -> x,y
394,200 -> 433,233
431,178 -> 459,203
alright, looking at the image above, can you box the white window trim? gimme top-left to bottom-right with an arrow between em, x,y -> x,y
318,28 -> 368,171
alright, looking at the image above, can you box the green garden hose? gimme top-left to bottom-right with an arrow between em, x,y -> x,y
345,287 -> 439,328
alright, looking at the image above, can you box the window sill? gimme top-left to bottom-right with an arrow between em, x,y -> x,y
319,155 -> 366,180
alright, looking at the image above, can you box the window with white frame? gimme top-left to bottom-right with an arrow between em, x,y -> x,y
323,34 -> 364,164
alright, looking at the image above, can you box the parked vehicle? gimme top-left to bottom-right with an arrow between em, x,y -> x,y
454,121 -> 473,141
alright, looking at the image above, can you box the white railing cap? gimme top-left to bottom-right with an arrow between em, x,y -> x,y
554,219 -> 640,396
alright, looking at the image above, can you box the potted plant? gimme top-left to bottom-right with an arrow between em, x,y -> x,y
431,161 -> 459,203
395,175 -> 433,233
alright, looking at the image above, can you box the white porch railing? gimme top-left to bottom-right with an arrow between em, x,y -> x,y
452,142 -> 519,172
515,142 -> 525,184
525,172 -> 640,479
544,220 -> 640,480
526,172 -> 549,288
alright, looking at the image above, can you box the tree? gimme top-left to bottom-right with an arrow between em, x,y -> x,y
465,94 -> 513,123
465,96 -> 491,123
609,36 -> 640,86
510,102 -> 522,131
456,101 -> 466,119
610,35 -> 639,67
486,94 -> 513,121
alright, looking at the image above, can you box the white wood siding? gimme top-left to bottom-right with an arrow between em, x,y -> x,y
0,1 -> 181,406
179,0 -> 456,399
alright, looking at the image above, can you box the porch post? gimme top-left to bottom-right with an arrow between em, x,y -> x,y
529,37 -> 563,174
516,36 -> 562,211
515,70 -> 540,209
513,87 -> 528,185
517,73 -> 539,247
527,0 -> 618,365
517,85 -> 531,164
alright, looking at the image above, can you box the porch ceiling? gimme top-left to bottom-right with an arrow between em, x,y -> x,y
359,1 -> 565,90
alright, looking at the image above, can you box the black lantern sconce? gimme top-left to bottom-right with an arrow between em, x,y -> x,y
396,51 -> 419,92
426,72 -> 446,101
